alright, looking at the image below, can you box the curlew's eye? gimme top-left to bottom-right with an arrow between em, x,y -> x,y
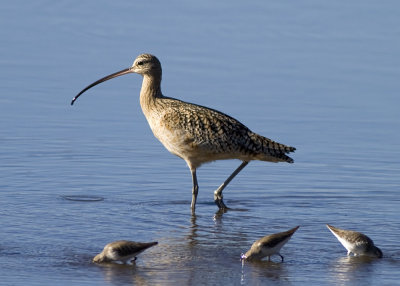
137,61 -> 144,66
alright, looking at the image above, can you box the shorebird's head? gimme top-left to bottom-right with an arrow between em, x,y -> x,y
131,54 -> 162,76
241,242 -> 264,261
369,246 -> 383,258
70,53 -> 161,105
92,252 -> 108,263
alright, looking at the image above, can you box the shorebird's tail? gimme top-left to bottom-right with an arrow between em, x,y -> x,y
252,133 -> 296,163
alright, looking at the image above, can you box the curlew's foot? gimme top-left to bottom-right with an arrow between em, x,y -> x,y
214,194 -> 229,210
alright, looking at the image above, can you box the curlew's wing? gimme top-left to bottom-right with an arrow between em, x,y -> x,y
159,98 -> 295,163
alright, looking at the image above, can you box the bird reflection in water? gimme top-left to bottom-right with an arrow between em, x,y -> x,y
241,260 -> 289,284
330,255 -> 379,284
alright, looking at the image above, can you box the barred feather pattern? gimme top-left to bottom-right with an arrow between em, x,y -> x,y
148,97 -> 295,168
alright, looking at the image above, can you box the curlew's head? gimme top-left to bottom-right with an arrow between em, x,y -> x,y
71,53 -> 162,105
131,54 -> 162,76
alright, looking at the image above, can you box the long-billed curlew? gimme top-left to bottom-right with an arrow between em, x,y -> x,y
71,54 -> 295,213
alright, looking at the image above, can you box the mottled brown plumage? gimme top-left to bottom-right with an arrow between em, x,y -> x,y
71,54 -> 295,212
93,240 -> 158,264
242,226 -> 299,262
326,224 -> 382,258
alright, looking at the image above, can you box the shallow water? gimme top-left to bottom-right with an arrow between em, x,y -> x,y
1,1 -> 400,285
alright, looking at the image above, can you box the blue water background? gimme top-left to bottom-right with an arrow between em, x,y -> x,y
1,1 -> 399,285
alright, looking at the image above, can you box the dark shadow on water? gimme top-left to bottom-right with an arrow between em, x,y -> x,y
61,195 -> 104,202
213,205 -> 249,221
0,247 -> 21,256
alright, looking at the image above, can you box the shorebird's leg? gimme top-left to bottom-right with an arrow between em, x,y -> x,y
214,161 -> 249,209
130,257 -> 137,264
190,168 -> 199,212
279,254 -> 284,262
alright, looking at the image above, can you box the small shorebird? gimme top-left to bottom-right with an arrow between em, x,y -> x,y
93,240 -> 158,264
326,224 -> 382,258
71,54 -> 295,213
241,226 -> 299,262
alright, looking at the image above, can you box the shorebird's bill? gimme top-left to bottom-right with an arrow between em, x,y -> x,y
71,68 -> 133,105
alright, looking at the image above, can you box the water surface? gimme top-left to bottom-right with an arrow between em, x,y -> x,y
1,1 -> 399,285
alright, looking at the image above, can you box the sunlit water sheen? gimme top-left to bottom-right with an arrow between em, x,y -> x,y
1,1 -> 400,285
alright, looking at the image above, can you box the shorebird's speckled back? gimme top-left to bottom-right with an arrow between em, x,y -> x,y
326,224 -> 382,258
242,226 -> 299,261
93,240 -> 158,263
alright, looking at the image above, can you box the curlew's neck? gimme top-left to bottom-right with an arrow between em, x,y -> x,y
139,74 -> 163,113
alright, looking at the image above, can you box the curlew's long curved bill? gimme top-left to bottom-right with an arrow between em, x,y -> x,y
71,68 -> 132,105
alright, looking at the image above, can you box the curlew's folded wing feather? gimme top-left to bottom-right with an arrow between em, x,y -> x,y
159,98 -> 295,163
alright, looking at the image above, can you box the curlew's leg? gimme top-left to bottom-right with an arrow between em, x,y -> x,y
191,168 -> 199,212
279,254 -> 284,262
214,161 -> 249,209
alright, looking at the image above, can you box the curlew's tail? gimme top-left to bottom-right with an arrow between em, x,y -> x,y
274,148 -> 295,163
250,133 -> 296,163
277,143 -> 296,163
